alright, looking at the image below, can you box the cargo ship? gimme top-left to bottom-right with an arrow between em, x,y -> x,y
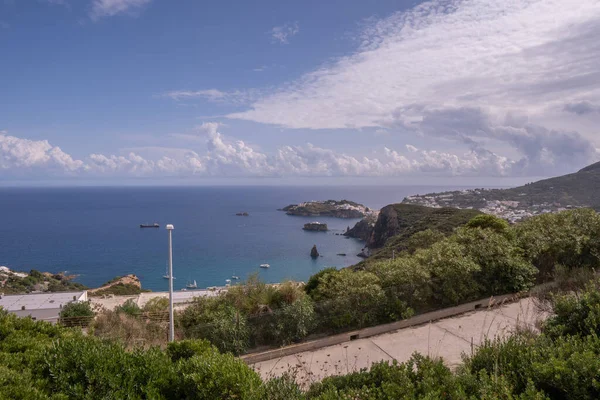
140,223 -> 160,228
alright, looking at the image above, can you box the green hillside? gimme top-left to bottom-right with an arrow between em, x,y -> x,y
348,204 -> 482,267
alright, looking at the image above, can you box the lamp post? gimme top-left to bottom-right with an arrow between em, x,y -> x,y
166,224 -> 175,342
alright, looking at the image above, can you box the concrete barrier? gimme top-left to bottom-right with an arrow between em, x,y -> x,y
241,292 -> 521,365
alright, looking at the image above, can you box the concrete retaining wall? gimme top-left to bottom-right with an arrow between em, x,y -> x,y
241,292 -> 521,365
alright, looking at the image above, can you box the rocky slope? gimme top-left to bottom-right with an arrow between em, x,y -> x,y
0,266 -> 87,294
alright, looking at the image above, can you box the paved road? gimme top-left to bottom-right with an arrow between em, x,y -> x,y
251,298 -> 548,386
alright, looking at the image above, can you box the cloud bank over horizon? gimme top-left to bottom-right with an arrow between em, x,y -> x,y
1,123 -> 597,180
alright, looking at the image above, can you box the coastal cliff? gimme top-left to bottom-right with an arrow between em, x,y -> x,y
346,204 -> 482,266
281,199 -> 370,218
344,213 -> 377,241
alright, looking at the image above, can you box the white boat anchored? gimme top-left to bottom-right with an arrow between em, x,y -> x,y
186,279 -> 197,289
260,263 -> 270,269
162,262 -> 175,280
232,275 -> 240,280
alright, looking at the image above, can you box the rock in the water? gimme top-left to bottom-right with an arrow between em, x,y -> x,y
303,222 -> 328,231
310,245 -> 319,258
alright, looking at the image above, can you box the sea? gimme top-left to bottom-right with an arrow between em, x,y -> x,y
0,185 -> 463,292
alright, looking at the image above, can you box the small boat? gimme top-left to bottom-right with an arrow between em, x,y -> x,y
232,275 -> 240,280
336,253 -> 347,256
260,263 -> 270,269
225,279 -> 231,284
140,223 -> 160,228
186,280 -> 197,289
162,262 -> 175,280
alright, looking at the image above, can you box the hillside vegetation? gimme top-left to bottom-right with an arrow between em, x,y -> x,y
3,277 -> 600,398
0,268 -> 87,294
405,161 -> 600,211
346,203 -> 481,266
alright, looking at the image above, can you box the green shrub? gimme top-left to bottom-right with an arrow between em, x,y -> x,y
274,295 -> 316,345
466,214 -> 510,234
543,279 -> 600,339
143,296 -> 169,314
167,339 -> 214,362
305,267 -> 337,297
312,269 -> 386,331
59,301 -> 94,327
115,299 -> 141,316
178,297 -> 249,355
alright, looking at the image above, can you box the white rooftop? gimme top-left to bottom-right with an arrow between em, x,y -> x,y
0,291 -> 87,311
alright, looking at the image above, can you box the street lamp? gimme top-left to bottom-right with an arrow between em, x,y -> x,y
166,224 -> 175,342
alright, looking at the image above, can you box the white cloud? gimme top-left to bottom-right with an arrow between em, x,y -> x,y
164,89 -> 258,105
90,0 -> 151,19
222,0 -> 600,175
0,132 -> 85,174
271,22 -> 299,44
0,128 -> 529,179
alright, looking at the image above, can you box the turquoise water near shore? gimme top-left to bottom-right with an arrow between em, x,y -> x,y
0,185 -> 460,291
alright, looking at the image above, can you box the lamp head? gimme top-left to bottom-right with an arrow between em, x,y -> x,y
166,224 -> 174,230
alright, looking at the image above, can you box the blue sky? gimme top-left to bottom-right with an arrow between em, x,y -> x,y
1,0 -> 599,184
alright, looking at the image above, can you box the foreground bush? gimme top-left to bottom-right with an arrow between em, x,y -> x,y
5,280 -> 600,399
0,309 -> 262,399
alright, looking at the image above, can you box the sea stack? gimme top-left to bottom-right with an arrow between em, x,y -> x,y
310,245 -> 319,258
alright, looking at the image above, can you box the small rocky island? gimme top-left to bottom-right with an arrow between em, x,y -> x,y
303,222 -> 328,231
280,199 -> 373,219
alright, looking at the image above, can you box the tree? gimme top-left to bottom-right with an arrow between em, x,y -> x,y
466,214 -> 510,234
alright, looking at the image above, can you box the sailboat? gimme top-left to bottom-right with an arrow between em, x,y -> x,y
162,262 -> 175,280
186,279 -> 197,289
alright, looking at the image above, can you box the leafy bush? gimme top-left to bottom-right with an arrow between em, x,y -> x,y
312,269 -> 387,331
143,296 -> 169,314
466,214 -> 510,234
515,208 -> 600,279
59,301 -> 94,327
178,297 -> 249,355
305,267 -> 337,297
115,298 -> 141,316
542,279 -> 600,339
274,295 -> 316,345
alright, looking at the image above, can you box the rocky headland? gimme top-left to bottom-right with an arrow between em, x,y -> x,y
0,266 -> 87,294
344,204 -> 482,267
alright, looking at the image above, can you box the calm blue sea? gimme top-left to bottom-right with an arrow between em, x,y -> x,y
0,185 -> 458,291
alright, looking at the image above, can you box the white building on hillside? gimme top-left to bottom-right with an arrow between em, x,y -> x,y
0,291 -> 88,324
